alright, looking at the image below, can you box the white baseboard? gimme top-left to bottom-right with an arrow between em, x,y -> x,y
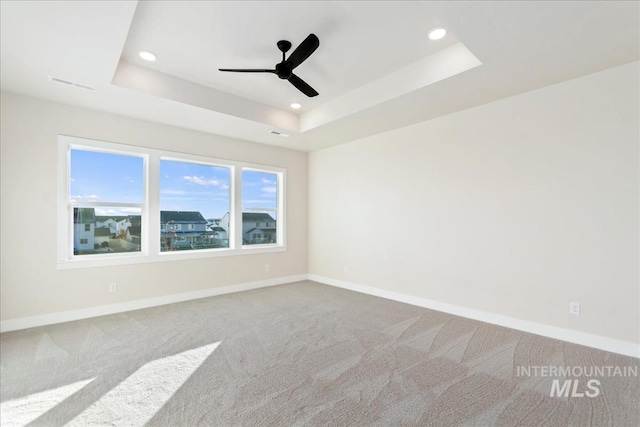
4,273 -> 638,359
0,274 -> 308,333
308,274 -> 640,359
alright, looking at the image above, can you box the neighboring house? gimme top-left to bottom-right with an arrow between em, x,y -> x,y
206,216 -> 228,240
206,218 -> 221,228
242,212 -> 276,244
128,215 -> 141,227
95,215 -> 130,237
125,215 -> 141,242
209,226 -> 227,240
219,212 -> 230,233
94,227 -> 111,249
95,217 -> 118,236
161,211 -> 222,250
73,207 -> 95,253
116,217 -> 131,237
126,226 -> 141,244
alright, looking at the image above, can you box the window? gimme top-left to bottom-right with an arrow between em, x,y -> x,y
68,147 -> 144,257
160,159 -> 230,252
242,169 -> 281,246
58,136 -> 285,268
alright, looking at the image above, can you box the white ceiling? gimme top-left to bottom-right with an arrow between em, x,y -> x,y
1,1 -> 638,152
122,1 -> 459,112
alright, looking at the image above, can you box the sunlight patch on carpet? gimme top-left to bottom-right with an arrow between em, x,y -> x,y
0,378 -> 95,427
68,342 -> 220,426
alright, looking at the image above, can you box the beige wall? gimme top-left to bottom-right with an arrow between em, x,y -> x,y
0,92 -> 308,320
309,61 -> 640,344
2,62 -> 638,345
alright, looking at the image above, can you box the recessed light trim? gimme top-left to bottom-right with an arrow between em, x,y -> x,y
428,28 -> 447,41
139,51 -> 157,62
290,103 -> 301,110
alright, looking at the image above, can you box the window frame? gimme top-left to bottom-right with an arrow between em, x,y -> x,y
158,155 -> 233,254
59,137 -> 149,264
241,167 -> 284,248
57,135 -> 286,269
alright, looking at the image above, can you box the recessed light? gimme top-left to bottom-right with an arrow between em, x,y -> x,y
139,51 -> 157,62
428,28 -> 447,41
290,103 -> 301,110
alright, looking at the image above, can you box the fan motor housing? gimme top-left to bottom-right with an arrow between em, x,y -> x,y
275,61 -> 293,79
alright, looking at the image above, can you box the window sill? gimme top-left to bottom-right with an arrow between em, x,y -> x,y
56,245 -> 287,270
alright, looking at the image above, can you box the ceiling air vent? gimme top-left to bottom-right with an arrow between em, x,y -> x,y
269,130 -> 290,137
49,76 -> 96,92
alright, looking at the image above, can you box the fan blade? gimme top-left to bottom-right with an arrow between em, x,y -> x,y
288,74 -> 318,97
287,34 -> 319,70
218,69 -> 276,73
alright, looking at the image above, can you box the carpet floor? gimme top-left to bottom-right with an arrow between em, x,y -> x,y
1,280 -> 638,426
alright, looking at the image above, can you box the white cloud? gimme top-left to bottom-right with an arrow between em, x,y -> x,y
121,208 -> 141,214
261,186 -> 277,194
261,178 -> 272,184
220,184 -> 229,190
183,176 -> 220,187
95,208 -> 117,215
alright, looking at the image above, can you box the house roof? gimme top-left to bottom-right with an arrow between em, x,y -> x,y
74,208 -> 95,224
209,227 -> 226,232
245,227 -> 277,233
160,211 -> 206,223
127,226 -> 141,236
242,213 -> 275,222
161,230 -> 219,238
95,216 -> 128,222
128,215 -> 141,226
94,228 -> 112,237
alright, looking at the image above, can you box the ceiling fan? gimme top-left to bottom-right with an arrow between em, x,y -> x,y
219,34 -> 320,98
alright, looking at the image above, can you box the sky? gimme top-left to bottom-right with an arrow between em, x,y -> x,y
70,149 -> 277,219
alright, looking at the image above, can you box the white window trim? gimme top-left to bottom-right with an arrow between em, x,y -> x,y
57,135 -> 286,269
241,167 -> 285,249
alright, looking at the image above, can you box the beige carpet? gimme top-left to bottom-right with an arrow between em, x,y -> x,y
1,281 -> 638,426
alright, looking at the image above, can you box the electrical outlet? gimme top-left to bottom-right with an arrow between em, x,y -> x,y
265,264 -> 270,272
569,302 -> 580,315
108,283 -> 117,293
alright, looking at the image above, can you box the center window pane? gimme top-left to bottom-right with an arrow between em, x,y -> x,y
160,160 -> 231,251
